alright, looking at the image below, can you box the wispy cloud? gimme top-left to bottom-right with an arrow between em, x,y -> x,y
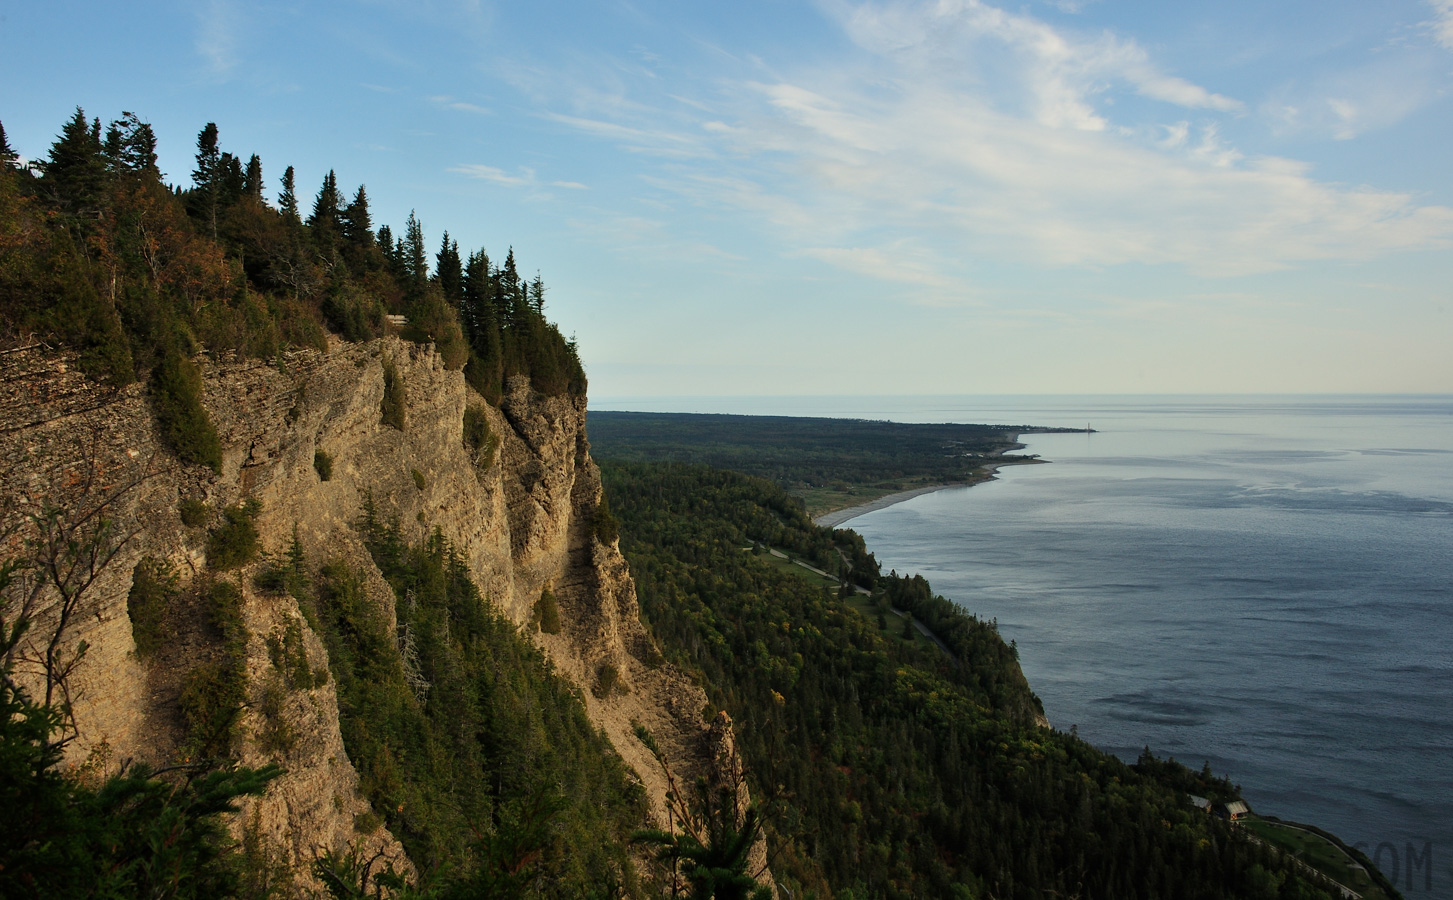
450,164 -> 589,193
1428,0 -> 1453,49
1260,49 -> 1442,140
195,0 -> 241,74
430,95 -> 491,115
451,164 -> 534,186
512,0 -> 1453,284
797,245 -> 966,293
827,0 -> 1243,128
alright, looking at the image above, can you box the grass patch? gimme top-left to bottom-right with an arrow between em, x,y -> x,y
1242,817 -> 1400,900
755,546 -> 840,590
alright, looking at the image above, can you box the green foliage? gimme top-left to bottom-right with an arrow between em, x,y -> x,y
534,588 -> 561,634
127,556 -> 178,658
303,505 -> 646,894
207,498 -> 262,569
602,460 -> 1343,900
1,614 -> 282,900
589,411 -> 1072,517
179,579 -> 249,758
593,662 -> 621,698
254,526 -> 312,604
179,497 -> 209,528
314,448 -> 334,481
266,618 -> 316,690
411,468 -> 426,491
238,806 -> 294,900
321,284 -> 384,342
257,677 -> 295,755
404,287 -> 468,371
380,354 -> 406,431
592,492 -> 619,545
4,108 -> 586,428
152,350 -> 223,473
634,793 -> 771,900
462,405 -> 496,470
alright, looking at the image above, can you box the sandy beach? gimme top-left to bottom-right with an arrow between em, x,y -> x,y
813,461 -> 1025,529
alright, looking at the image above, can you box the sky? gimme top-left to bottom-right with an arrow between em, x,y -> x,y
2,0 -> 1451,397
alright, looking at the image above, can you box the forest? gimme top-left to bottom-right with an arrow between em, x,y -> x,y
599,458 -> 1361,900
587,411 -> 1083,516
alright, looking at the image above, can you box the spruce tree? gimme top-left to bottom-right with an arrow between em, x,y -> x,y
435,232 -> 462,305
220,152 -> 244,204
463,249 -> 503,401
0,120 -> 15,168
402,211 -> 428,296
342,184 -> 372,246
307,169 -> 341,240
192,123 -> 220,190
243,154 -> 263,199
40,108 -> 108,217
501,248 -> 523,330
278,165 -> 299,222
192,122 -> 221,237
102,113 -> 159,177
376,224 -> 396,271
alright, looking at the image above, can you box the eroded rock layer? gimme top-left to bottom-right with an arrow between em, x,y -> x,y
0,336 -> 742,891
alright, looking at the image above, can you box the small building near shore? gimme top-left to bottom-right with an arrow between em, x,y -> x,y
1217,800 -> 1250,821
1189,795 -> 1212,813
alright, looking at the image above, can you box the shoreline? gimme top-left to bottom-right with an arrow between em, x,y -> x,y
813,459 -> 1035,529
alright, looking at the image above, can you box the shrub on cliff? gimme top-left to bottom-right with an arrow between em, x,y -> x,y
207,499 -> 261,569
0,612 -> 280,897
534,588 -> 561,634
380,355 -> 406,431
592,493 -> 619,545
151,350 -> 223,473
314,448 -> 333,481
127,557 -> 178,658
179,578 -> 250,758
462,405 -> 495,470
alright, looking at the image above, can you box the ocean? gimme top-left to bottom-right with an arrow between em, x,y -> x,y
596,394 -> 1453,897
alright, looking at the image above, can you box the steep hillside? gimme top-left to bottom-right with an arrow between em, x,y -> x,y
0,336 -> 751,894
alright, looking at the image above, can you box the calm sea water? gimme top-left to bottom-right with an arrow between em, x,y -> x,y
597,394 -> 1453,896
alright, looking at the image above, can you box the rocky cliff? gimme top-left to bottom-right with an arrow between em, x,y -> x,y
0,336 -> 753,891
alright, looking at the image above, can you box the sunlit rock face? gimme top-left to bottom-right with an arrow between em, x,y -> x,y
0,336 -> 761,892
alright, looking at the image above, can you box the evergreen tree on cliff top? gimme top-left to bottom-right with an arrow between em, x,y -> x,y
40,108 -> 107,219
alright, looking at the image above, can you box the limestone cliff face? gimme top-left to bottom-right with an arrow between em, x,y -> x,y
0,336 -> 749,890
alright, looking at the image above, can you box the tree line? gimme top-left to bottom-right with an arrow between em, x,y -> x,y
0,108 -> 584,460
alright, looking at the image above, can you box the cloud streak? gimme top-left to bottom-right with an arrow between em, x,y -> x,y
538,0 -> 1453,284
195,0 -> 241,74
1430,0 -> 1453,49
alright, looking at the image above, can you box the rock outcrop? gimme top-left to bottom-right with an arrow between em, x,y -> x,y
0,336 -> 758,891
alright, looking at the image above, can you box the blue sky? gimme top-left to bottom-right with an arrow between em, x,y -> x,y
3,1 -> 1451,396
